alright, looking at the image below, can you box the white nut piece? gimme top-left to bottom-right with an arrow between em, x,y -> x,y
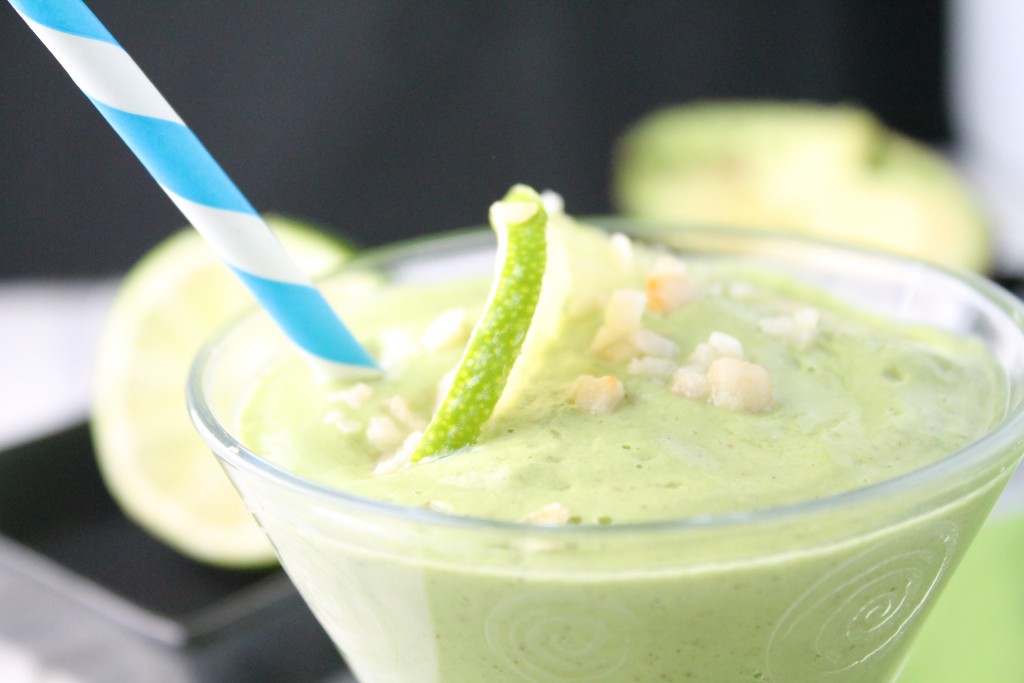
421,308 -> 469,353
388,396 -> 427,431
604,289 -> 647,331
569,375 -> 626,414
378,329 -> 419,368
609,232 -> 635,272
671,365 -> 711,399
366,415 -> 406,451
374,431 -> 422,475
759,307 -> 820,349
524,502 -> 572,525
707,357 -> 773,412
327,382 -> 374,409
590,326 -> 637,362
646,254 -> 694,313
590,289 -> 648,361
690,331 -> 745,368
627,357 -> 677,377
323,410 -> 362,434
728,281 -> 755,299
439,465 -> 511,488
426,500 -> 453,513
540,189 -> 565,215
633,329 -> 679,358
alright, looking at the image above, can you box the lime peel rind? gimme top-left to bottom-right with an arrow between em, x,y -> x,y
410,185 -> 548,462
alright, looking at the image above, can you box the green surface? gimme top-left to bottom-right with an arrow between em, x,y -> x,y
899,510 -> 1024,683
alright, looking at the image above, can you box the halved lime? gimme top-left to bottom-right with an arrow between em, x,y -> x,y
91,215 -> 353,567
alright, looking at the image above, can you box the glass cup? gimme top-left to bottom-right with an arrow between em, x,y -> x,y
188,223 -> 1024,682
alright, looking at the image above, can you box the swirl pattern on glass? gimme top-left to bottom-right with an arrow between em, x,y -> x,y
485,592 -> 641,682
766,521 -> 958,679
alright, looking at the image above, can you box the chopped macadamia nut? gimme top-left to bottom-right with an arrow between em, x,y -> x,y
671,365 -> 711,399
590,326 -> 636,362
570,375 -> 626,414
633,329 -> 679,358
610,232 -> 635,272
421,308 -> 469,353
604,289 -> 647,331
525,502 -> 572,525
627,357 -> 677,377
439,465 -> 511,488
793,307 -> 820,328
690,331 -> 745,368
591,289 -> 647,360
388,396 -> 427,431
540,189 -> 565,215
759,307 -> 820,349
327,382 -> 374,409
707,357 -> 773,412
323,410 -> 362,433
374,431 -> 422,475
366,415 -> 406,451
728,281 -> 755,299
646,254 -> 694,313
378,329 -> 419,368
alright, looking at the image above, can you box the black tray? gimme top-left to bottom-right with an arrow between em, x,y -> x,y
0,423 -> 346,682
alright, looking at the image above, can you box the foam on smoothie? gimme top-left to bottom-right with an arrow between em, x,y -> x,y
238,213 -> 1005,524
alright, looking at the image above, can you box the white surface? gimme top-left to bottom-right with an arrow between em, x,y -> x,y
0,279 -> 117,683
950,0 -> 1024,273
958,154 -> 1024,275
0,642 -> 77,683
0,279 -> 118,451
950,0 -> 1024,183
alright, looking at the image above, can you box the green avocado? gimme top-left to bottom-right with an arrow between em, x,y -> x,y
612,101 -> 992,273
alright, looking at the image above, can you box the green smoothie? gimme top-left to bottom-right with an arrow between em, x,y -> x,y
196,208 -> 1024,682
241,217 -> 1002,523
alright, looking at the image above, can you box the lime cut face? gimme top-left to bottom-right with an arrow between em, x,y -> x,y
91,216 -> 352,567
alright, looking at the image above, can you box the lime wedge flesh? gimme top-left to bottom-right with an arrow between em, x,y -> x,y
411,185 -> 548,462
91,215 -> 353,567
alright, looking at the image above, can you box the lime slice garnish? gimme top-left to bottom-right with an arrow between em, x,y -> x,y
410,185 -> 548,462
91,216 -> 353,567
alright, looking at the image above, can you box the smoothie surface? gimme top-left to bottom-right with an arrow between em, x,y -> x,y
238,216 -> 1006,524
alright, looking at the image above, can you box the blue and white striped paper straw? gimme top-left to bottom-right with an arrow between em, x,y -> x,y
9,0 -> 378,376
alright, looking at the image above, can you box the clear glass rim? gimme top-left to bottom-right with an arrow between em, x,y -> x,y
187,222 -> 1024,537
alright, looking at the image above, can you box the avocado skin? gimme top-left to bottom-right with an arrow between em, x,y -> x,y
613,101 -> 991,273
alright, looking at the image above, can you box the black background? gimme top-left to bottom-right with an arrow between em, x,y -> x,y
0,1 -> 948,277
